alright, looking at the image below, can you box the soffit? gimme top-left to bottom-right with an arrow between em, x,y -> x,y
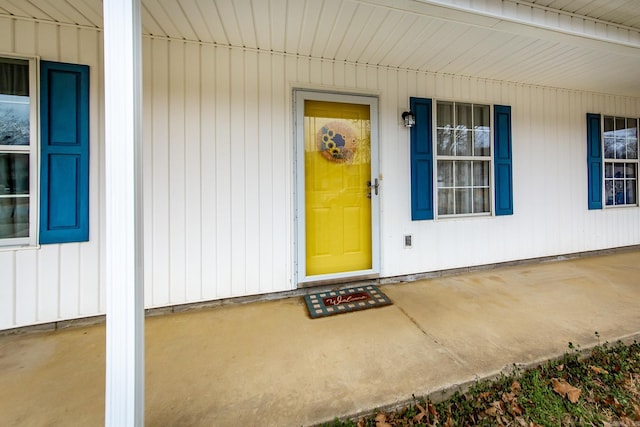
0,0 -> 638,97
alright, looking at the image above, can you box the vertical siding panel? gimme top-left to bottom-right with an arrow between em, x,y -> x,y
185,43 -> 203,301
14,20 -> 36,55
215,47 -> 232,298
16,250 -> 38,325
334,60 -> 345,88
356,64 -> 367,89
169,41 -> 187,303
58,26 -> 79,63
322,59 -> 333,86
151,39 -> 171,306
344,62 -> 356,88
530,86 -> 545,255
37,23 -> 59,59
0,17 -> 13,52
272,53 -> 289,290
97,31 -> 106,314
36,246 -> 59,321
309,58 -> 322,85
230,48 -> 246,296
0,252 -> 16,329
258,52 -> 274,293
59,245 -> 81,317
78,28 -> 101,315
200,45 -> 217,299
244,50 -> 261,295
142,36 -> 154,307
297,56 -> 310,84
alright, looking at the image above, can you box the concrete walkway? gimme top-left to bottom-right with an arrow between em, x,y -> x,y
1,250 -> 640,426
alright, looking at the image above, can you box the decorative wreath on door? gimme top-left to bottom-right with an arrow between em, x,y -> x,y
317,121 -> 358,163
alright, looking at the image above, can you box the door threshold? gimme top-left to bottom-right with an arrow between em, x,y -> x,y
298,274 -> 380,289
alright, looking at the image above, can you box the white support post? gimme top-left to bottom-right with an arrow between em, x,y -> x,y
103,0 -> 144,426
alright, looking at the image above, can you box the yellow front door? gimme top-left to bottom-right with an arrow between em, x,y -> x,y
304,100 -> 372,276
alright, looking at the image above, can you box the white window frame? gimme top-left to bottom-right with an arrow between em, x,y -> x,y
602,115 -> 639,209
434,99 -> 494,219
0,55 -> 38,249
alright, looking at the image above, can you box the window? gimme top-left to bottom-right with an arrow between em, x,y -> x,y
436,101 -> 491,216
0,58 -> 35,246
409,97 -> 512,220
0,57 -> 89,247
603,116 -> 638,206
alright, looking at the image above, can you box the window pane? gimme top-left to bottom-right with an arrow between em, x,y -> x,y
628,138 -> 638,160
455,188 -> 472,214
615,180 -> 624,204
455,103 -> 472,130
0,197 -> 28,238
473,129 -> 490,156
626,179 -> 636,204
437,160 -> 453,187
437,128 -> 453,155
473,161 -> 490,186
605,180 -> 614,205
0,60 -> 30,147
0,94 -> 30,146
615,137 -> 626,159
614,164 -> 624,178
454,129 -> 471,156
473,104 -> 490,128
628,118 -> 638,138
456,161 -> 471,186
0,59 -> 29,96
604,137 -> 615,159
626,163 -> 637,178
0,153 -> 29,194
605,163 -> 613,178
473,188 -> 490,213
437,102 -> 453,127
604,116 -> 614,133
615,117 -> 626,135
438,188 -> 454,215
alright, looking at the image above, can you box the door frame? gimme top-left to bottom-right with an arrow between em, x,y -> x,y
293,89 -> 380,287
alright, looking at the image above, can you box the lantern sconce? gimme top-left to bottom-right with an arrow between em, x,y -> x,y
402,111 -> 415,128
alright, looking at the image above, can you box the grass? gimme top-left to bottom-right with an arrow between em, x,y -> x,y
321,336 -> 640,427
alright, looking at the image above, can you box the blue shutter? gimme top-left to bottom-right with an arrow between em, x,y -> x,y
39,61 -> 90,244
494,105 -> 513,216
586,113 -> 603,210
410,97 -> 433,220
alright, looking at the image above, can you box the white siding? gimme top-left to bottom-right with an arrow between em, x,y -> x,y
1,16 -> 640,330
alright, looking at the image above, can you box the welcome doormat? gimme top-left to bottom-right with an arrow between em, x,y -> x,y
304,284 -> 392,318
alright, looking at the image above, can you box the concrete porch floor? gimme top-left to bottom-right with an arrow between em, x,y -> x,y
1,250 -> 640,427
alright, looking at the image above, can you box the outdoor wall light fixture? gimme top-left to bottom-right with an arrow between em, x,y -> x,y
402,111 -> 415,128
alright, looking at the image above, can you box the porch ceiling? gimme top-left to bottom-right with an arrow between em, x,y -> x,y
1,0 -> 639,97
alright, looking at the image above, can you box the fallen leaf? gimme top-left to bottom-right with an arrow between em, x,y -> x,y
511,381 -> 522,392
375,412 -> 392,427
515,416 -> 527,426
428,402 -> 437,416
502,391 -> 516,403
551,378 -> 581,403
443,416 -> 454,427
510,402 -> 524,416
485,406 -> 498,417
556,364 -> 564,371
633,403 -> 640,420
413,402 -> 428,422
589,365 -> 609,375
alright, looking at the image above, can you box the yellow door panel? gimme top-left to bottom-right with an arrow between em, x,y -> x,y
304,100 -> 372,276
